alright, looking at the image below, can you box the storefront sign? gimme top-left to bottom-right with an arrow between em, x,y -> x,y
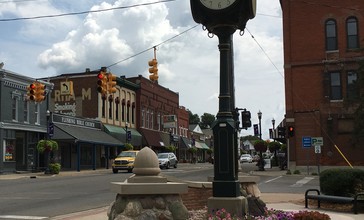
52,114 -> 101,129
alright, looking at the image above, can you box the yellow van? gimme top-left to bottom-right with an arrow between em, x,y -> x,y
112,150 -> 139,173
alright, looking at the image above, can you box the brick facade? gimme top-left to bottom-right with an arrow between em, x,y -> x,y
281,0 -> 364,167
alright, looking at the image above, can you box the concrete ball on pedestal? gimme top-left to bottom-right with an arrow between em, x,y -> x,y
132,146 -> 161,176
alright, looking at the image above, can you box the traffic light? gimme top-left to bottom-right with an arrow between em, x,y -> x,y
253,124 -> 259,136
97,68 -> 107,94
241,110 -> 252,129
148,59 -> 158,81
278,126 -> 286,137
27,83 -> 36,101
107,73 -> 117,93
288,126 -> 295,137
34,83 -> 46,102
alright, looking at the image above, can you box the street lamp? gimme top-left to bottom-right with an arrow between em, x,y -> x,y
258,110 -> 262,140
125,122 -> 129,144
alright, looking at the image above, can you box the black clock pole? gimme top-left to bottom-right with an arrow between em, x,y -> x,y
212,26 -> 240,197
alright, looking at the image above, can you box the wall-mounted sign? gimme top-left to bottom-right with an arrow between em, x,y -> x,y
60,81 -> 74,95
163,115 -> 177,129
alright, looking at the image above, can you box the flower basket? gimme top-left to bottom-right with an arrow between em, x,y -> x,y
37,140 -> 58,153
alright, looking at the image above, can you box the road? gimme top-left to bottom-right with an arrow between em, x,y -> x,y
0,163 -> 318,219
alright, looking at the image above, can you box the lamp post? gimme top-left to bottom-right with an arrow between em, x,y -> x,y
258,110 -> 262,140
125,122 -> 129,144
272,118 -> 275,130
45,110 -> 51,174
272,118 -> 275,140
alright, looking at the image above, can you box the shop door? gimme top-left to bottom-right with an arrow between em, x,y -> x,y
15,132 -> 26,170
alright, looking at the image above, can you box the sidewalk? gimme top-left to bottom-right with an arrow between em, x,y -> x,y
49,193 -> 364,220
2,167 -> 363,219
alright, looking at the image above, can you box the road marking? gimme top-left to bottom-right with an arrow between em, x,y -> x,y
264,176 -> 283,183
290,177 -> 315,187
0,215 -> 47,219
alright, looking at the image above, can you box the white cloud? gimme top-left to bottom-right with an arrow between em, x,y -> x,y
0,0 -> 284,139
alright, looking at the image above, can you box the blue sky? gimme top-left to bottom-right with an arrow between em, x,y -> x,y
0,0 -> 284,139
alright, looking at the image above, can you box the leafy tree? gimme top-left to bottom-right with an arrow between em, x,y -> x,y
241,135 -> 260,142
254,140 -> 268,171
200,113 -> 215,129
268,141 -> 281,155
188,109 -> 200,125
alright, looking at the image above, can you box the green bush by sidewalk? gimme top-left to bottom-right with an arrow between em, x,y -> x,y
320,168 -> 364,197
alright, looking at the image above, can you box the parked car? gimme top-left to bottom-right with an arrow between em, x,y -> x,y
158,152 -> 178,169
112,150 -> 139,173
240,154 -> 253,163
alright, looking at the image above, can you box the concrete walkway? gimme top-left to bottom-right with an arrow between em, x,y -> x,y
1,167 -> 363,219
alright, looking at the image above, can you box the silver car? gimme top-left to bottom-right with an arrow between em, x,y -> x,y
240,154 -> 253,163
158,152 -> 178,169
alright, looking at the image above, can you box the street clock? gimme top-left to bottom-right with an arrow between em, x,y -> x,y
199,0 -> 237,10
190,0 -> 256,34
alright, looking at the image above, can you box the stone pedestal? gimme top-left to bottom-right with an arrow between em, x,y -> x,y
207,196 -> 248,218
108,147 -> 189,220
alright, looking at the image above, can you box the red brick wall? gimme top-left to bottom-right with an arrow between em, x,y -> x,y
181,186 -> 212,210
281,0 -> 364,166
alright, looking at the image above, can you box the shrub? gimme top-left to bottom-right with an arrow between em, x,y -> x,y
124,143 -> 133,151
320,168 -> 364,196
49,163 -> 61,174
293,170 -> 301,174
286,169 -> 292,175
165,145 -> 176,152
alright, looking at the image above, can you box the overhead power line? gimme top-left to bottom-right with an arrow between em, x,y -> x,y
0,0 -> 175,22
107,24 -> 199,68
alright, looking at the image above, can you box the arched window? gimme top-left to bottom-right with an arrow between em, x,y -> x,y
346,17 -> 359,49
325,19 -> 337,51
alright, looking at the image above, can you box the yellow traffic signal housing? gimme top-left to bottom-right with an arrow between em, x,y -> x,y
35,83 -> 46,102
149,73 -> 159,81
27,83 -> 37,101
97,71 -> 107,94
148,59 -> 158,81
107,73 -> 117,93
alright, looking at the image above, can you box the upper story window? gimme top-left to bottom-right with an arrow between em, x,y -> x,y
347,71 -> 359,100
35,103 -> 40,125
12,96 -> 18,121
325,19 -> 338,51
24,100 -> 29,123
346,17 -> 359,49
330,72 -> 342,100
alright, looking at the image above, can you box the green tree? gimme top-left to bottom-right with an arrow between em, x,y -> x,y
188,109 -> 200,125
254,140 -> 268,171
200,112 -> 215,129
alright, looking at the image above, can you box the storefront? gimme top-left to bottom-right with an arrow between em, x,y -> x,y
103,124 -> 142,149
139,128 -> 165,153
50,114 -> 123,171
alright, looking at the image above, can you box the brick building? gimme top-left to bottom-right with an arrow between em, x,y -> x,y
127,75 -> 189,158
281,0 -> 364,168
0,69 -> 52,173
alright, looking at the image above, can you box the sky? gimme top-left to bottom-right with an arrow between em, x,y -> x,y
0,0 -> 284,140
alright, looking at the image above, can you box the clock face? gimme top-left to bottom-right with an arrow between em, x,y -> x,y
199,0 -> 237,10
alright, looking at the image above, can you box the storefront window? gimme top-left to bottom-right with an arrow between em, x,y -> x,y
4,140 -> 16,162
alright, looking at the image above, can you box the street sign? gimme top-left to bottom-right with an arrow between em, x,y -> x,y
127,131 -> 131,141
302,136 -> 312,148
315,145 -> 321,154
48,123 -> 54,137
311,137 -> 323,146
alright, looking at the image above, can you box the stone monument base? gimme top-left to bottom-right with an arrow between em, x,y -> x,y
207,196 -> 248,218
